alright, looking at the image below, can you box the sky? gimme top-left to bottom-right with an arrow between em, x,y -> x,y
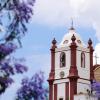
1,0 -> 100,99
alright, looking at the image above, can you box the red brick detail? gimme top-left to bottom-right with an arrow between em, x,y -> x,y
49,38 -> 57,80
70,78 -> 78,100
88,38 -> 94,81
90,49 -> 94,80
48,80 -> 53,100
68,34 -> 79,100
54,84 -> 57,100
65,82 -> 69,100
68,34 -> 79,77
48,38 -> 57,100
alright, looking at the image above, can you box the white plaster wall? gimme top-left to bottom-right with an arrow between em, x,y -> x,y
85,52 -> 90,70
78,79 -> 90,84
78,69 -> 90,79
56,47 -> 70,52
74,94 -> 98,100
77,50 -> 81,69
55,68 -> 69,79
77,79 -> 91,94
77,47 -> 90,79
55,47 -> 70,70
55,47 -> 70,79
57,83 -> 65,100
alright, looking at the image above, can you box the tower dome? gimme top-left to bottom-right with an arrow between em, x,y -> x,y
59,28 -> 85,47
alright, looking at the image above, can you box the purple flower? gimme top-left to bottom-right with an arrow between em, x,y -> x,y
16,71 -> 48,100
0,0 -> 35,95
15,63 -> 28,73
0,0 -> 35,43
0,57 -> 28,94
0,43 -> 17,59
91,80 -> 100,97
0,76 -> 13,94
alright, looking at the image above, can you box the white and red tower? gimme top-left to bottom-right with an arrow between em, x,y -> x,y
48,26 -> 94,100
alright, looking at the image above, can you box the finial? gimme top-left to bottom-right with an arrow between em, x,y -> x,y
70,18 -> 75,30
71,34 -> 76,42
88,38 -> 92,45
52,38 -> 57,45
71,18 -> 73,28
51,38 -> 57,49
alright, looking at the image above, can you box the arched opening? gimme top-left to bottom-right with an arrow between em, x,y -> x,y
60,52 -> 66,67
81,52 -> 85,68
59,98 -> 63,100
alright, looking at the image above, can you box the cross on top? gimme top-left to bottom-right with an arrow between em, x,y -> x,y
94,53 -> 99,65
70,18 -> 75,30
71,18 -> 73,28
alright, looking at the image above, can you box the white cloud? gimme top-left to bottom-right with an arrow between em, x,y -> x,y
33,0 -> 100,41
33,0 -> 76,26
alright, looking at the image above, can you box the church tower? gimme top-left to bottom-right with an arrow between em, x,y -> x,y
48,26 -> 94,100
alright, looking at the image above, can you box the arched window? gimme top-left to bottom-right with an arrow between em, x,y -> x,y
81,52 -> 85,68
59,98 -> 63,100
60,52 -> 66,67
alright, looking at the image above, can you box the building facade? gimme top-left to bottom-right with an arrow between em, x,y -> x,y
94,64 -> 100,82
48,26 -> 94,100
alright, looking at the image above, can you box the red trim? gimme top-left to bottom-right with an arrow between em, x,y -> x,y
48,38 -> 57,100
93,64 -> 100,70
90,50 -> 94,80
70,79 -> 77,100
88,39 -> 94,81
48,80 -> 53,100
49,48 -> 55,79
54,84 -> 57,100
68,35 -> 79,100
65,82 -> 69,100
68,35 -> 79,77
49,38 -> 57,80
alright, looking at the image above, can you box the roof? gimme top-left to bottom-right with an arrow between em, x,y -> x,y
94,64 -> 100,82
93,64 -> 100,71
59,28 -> 85,47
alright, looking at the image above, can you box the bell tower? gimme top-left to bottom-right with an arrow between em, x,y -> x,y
48,26 -> 94,100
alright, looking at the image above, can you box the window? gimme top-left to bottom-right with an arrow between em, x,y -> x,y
81,52 -> 85,68
77,40 -> 81,44
60,52 -> 66,67
63,40 -> 68,44
59,98 -> 63,100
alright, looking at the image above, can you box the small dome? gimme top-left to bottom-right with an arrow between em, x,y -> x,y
59,29 -> 85,47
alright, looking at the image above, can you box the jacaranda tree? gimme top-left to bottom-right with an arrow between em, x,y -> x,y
15,71 -> 48,100
91,80 -> 100,98
0,0 -> 35,94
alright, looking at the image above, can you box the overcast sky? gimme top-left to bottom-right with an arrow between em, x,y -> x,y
1,0 -> 100,100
